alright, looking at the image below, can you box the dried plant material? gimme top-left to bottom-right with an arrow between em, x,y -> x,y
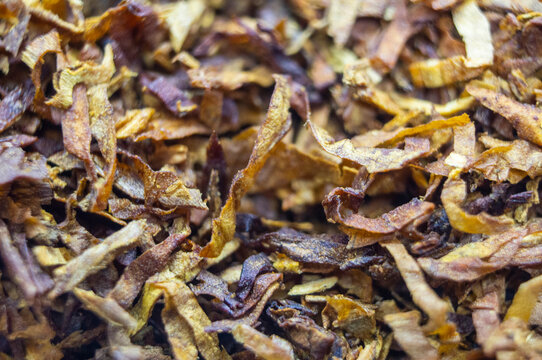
352,113 -> 470,148
288,276 -> 338,296
482,318 -> 542,359
0,219 -> 52,303
32,245 -> 68,267
87,84 -> 116,211
471,290 -> 501,345
452,0 -> 493,67
309,120 -> 430,173
115,108 -> 155,139
232,324 -> 295,360
0,81 -> 34,133
250,132 -> 357,194
108,233 -> 187,308
73,288 -> 137,332
60,84 -> 96,181
191,270 -> 240,309
5,0 -> 542,358
118,152 -> 206,211
337,269 -> 372,302
424,0 -> 461,10
236,252 -> 274,301
0,146 -> 48,185
409,56 -> 485,88
272,254 -> 303,274
141,76 -> 197,116
325,194 -> 435,238
418,220 -> 542,281
441,169 -> 515,234
160,0 -> 205,53
322,295 -> 376,341
133,115 -> 209,141
0,2 -> 29,57
47,44 -> 116,108
188,65 -> 274,91
206,281 -> 281,333
326,0 -> 358,47
154,280 -> 229,360
267,302 -> 338,360
27,3 -> 83,34
393,93 -> 476,116
201,75 -> 292,257
256,228 -> 384,271
343,59 -> 382,88
49,219 -> 147,298
384,311 -> 439,360
382,239 -> 454,334
466,85 -> 542,146
370,0 -> 412,73
505,274 -> 542,322
472,135 -> 542,183
131,250 -> 204,334
230,273 -> 283,318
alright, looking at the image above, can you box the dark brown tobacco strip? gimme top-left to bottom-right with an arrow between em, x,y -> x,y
108,233 -> 187,308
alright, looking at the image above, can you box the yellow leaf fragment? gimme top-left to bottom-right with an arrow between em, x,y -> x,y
352,113 -> 470,148
27,4 -> 83,34
201,75 -> 292,257
73,288 -> 137,332
47,44 -> 116,108
472,135 -> 542,183
189,65 -> 274,91
308,120 -> 430,173
160,0 -> 205,53
115,108 -> 155,139
130,249 -> 203,334
382,239 -> 454,335
21,29 -> 62,69
322,295 -> 376,341
49,219 -> 147,298
232,324 -> 295,360
466,85 -> 542,146
87,84 -> 116,212
32,246 -> 68,267
384,311 -> 439,360
419,221 -> 542,282
288,276 -> 338,296
505,274 -> 542,322
272,253 -> 303,274
409,56 -> 485,88
441,169 -> 515,234
153,281 -> 230,360
393,94 -> 476,116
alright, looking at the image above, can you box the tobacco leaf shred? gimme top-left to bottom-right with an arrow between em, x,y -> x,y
2,0 -> 542,359
200,74 -> 292,257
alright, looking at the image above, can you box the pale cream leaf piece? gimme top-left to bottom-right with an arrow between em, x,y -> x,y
384,311 -> 439,360
49,219 -> 147,298
73,288 -> 137,332
288,276 -> 338,296
232,324 -> 295,360
452,0 -> 493,67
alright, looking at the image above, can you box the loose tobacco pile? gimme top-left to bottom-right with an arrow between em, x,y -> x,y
1,0 -> 542,358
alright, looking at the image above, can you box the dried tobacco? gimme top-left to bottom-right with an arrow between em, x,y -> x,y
1,0 -> 542,359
